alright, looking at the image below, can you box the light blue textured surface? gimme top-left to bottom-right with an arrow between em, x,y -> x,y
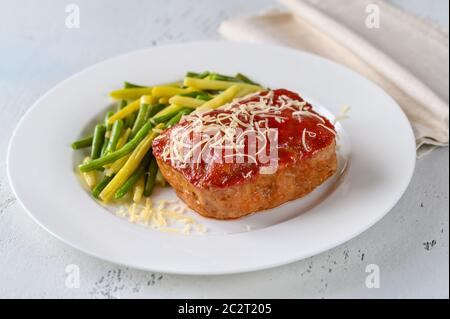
0,0 -> 448,298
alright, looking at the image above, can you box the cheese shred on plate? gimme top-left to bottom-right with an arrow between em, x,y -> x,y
116,198 -> 207,235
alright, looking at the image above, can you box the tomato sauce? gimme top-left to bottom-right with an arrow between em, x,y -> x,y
153,89 -> 336,188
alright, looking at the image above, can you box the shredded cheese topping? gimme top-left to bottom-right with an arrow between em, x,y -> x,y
333,105 -> 351,124
116,198 -> 207,235
157,90 -> 336,168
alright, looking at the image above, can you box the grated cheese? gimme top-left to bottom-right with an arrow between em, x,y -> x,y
301,128 -> 311,152
333,105 -> 350,124
118,198 -> 207,235
317,123 -> 337,136
162,90 -> 331,167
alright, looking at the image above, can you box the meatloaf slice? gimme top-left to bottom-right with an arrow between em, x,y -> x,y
152,89 -> 337,219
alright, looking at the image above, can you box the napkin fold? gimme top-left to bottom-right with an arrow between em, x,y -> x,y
219,0 -> 449,156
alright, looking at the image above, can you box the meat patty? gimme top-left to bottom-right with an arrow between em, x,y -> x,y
153,89 -> 337,219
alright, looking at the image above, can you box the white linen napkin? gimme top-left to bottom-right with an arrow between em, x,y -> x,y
219,0 -> 449,156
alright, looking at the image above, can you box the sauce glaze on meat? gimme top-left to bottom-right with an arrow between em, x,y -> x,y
152,89 -> 336,189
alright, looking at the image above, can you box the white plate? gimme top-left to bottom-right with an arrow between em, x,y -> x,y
7,42 -> 416,275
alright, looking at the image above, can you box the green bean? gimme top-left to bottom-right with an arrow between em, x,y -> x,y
235,73 -> 260,86
115,152 -> 152,199
118,100 -> 128,110
100,136 -> 109,157
92,175 -> 114,199
79,121 -> 154,172
180,91 -> 201,98
201,72 -> 260,86
210,73 -> 239,82
124,112 -> 138,128
198,71 -> 211,79
104,111 -> 115,131
209,72 -> 260,85
166,108 -> 194,128
105,119 -> 124,154
186,72 -> 200,78
148,104 -> 167,118
144,105 -> 153,121
100,112 -> 114,157
131,104 -> 149,138
91,124 -> 106,160
180,91 -> 212,101
71,135 -> 93,150
151,104 -> 185,124
186,71 -> 210,79
119,78 -> 131,109
124,81 -> 146,89
144,156 -> 158,196
196,93 -> 212,101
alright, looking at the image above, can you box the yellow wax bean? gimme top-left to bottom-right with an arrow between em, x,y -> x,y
183,77 -> 262,92
105,154 -> 130,176
103,128 -> 132,170
116,128 -> 132,149
133,176 -> 145,203
165,81 -> 183,88
107,96 -> 157,124
159,97 -> 169,104
109,88 -> 153,100
81,157 -> 97,189
140,95 -> 155,105
196,85 -> 240,111
107,99 -> 140,124
168,96 -> 205,108
99,124 -> 164,202
235,87 -> 259,98
152,86 -> 193,98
